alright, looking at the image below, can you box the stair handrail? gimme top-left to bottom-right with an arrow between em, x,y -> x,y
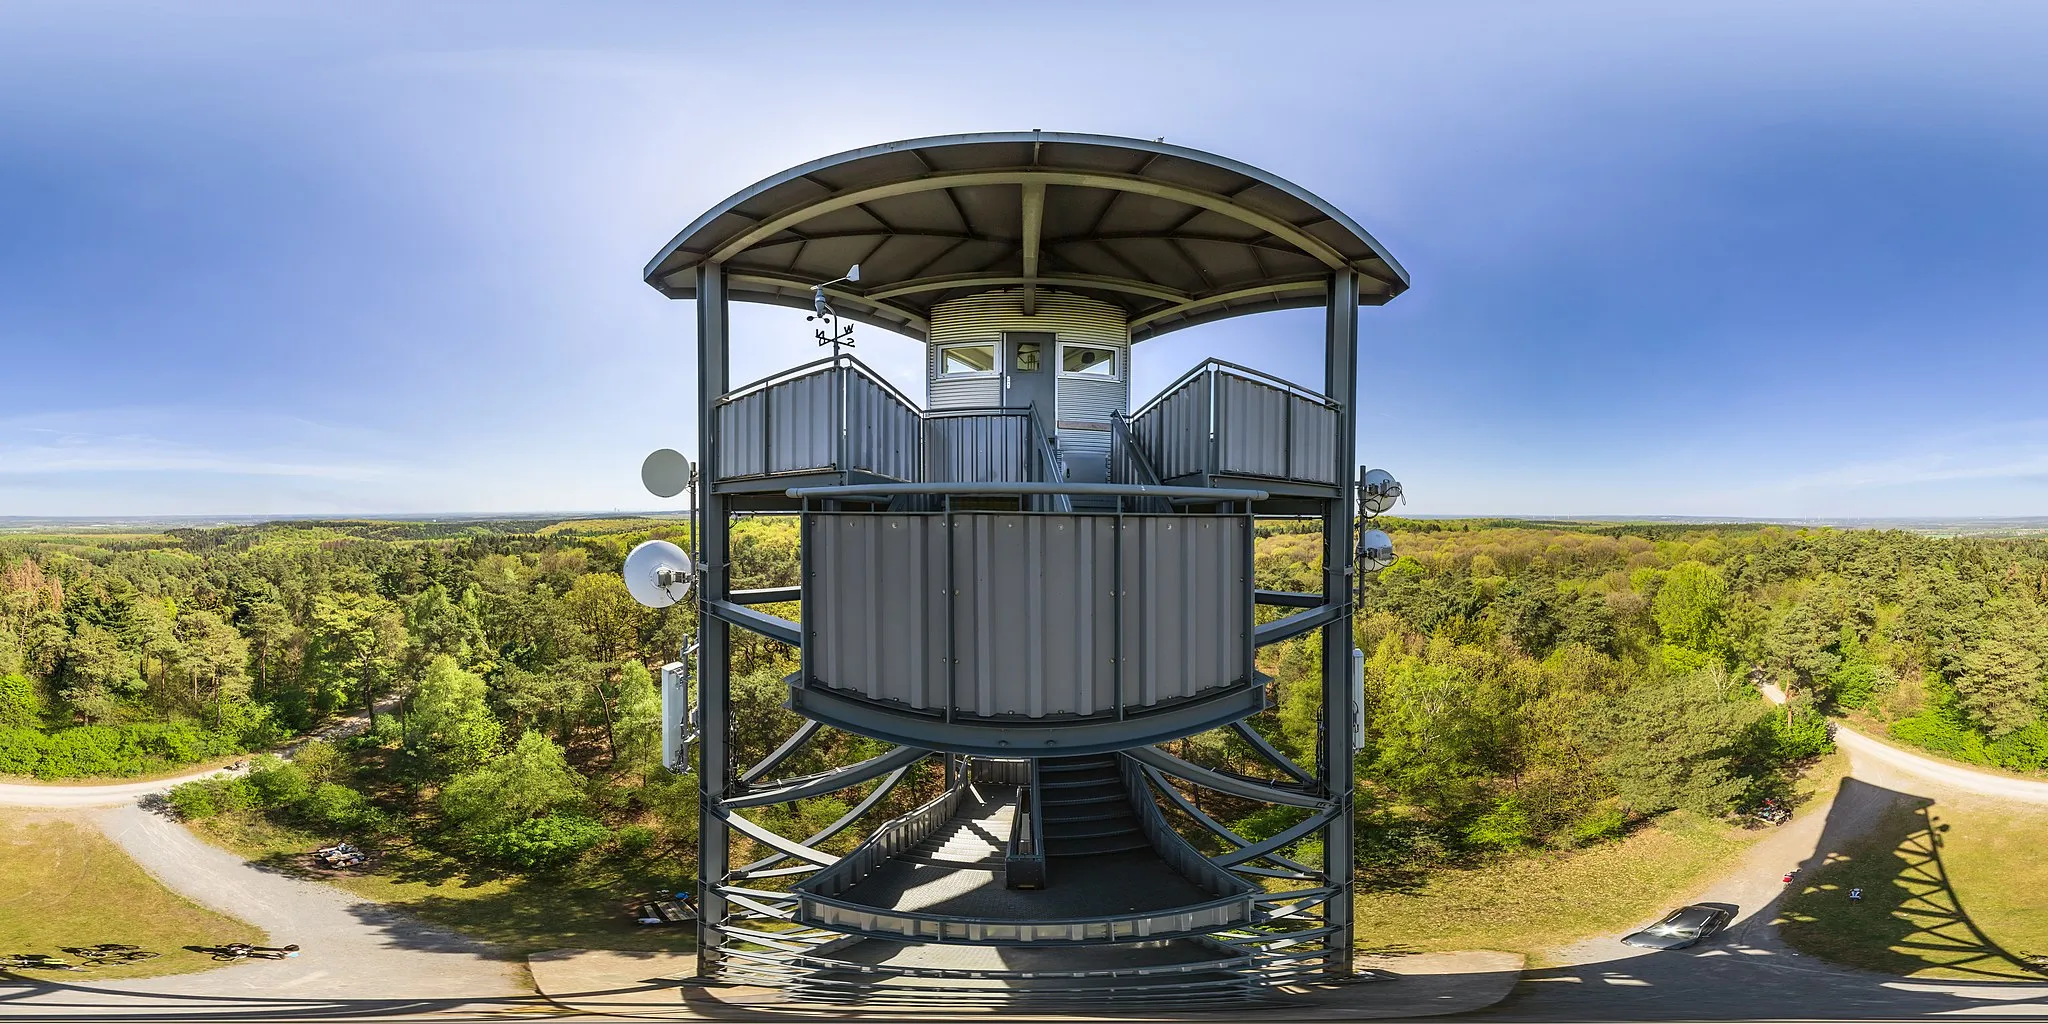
1026,405 -> 1074,512
1005,759 -> 1047,889
1109,412 -> 1172,514
795,767 -> 972,899
1118,755 -> 1259,902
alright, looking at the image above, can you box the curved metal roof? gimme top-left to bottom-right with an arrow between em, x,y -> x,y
644,131 -> 1408,341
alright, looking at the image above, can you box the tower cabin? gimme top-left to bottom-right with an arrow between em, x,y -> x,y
645,132 -> 1408,1003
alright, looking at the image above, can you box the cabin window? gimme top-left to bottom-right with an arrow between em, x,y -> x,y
1060,343 -> 1119,377
1013,341 -> 1042,372
938,343 -> 997,375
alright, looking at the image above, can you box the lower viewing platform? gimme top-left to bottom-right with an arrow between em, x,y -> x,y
795,755 -> 1256,945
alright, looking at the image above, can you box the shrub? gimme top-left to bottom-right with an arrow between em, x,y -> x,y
247,755 -> 310,807
0,727 -> 49,775
1770,705 -> 1835,761
0,674 -> 43,730
167,780 -> 220,819
1568,804 -> 1630,845
291,740 -> 342,785
1464,797 -> 1535,850
1891,714 -> 1993,765
441,732 -> 586,834
613,824 -> 656,856
0,722 -> 242,779
296,782 -> 375,831
475,814 -> 611,870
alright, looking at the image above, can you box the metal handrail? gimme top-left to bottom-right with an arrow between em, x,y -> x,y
787,482 -> 1268,500
1119,756 -> 1260,901
1026,405 -> 1074,513
720,353 -> 923,414
1130,358 -> 1333,421
796,772 -> 971,899
1004,760 -> 1046,889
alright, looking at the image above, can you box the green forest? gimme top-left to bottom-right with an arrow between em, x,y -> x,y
3,515 -> 2046,892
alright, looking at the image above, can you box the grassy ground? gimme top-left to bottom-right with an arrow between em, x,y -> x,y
1353,752 -> 1850,965
1777,792 -> 2048,980
189,811 -> 697,958
0,810 -> 264,978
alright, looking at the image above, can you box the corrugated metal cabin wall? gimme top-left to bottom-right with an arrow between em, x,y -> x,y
925,288 -> 1132,418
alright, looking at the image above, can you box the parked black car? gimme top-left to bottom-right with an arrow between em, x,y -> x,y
1621,905 -> 1732,950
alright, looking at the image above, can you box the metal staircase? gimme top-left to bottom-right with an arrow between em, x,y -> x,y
1040,754 -> 1149,857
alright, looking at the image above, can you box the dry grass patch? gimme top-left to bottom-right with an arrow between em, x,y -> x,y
188,811 -> 696,958
1777,792 -> 2048,980
0,810 -> 262,978
1354,752 -> 1848,964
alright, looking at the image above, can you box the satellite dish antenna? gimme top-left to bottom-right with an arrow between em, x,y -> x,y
1359,468 -> 1403,515
641,449 -> 693,499
1357,529 -> 1396,571
623,539 -> 693,608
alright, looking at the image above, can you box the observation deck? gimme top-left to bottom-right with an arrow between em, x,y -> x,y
653,131 -> 1405,1003
710,351 -> 1351,755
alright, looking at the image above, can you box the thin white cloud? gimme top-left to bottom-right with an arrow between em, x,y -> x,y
0,408 -> 406,483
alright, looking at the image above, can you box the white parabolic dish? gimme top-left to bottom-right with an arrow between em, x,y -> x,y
623,539 -> 693,608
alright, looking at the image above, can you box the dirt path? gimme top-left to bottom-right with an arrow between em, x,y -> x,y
0,703 -> 391,809
0,804 -> 527,1017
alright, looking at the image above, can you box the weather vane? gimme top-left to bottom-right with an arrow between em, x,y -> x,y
808,263 -> 861,359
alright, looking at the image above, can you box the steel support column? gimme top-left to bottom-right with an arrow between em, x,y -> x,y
1320,268 -> 1359,977
695,262 -> 733,974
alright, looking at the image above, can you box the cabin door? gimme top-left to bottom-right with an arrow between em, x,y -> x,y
1001,332 -> 1057,439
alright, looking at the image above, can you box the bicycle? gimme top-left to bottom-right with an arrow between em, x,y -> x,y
0,954 -> 84,972
207,942 -> 300,961
62,945 -> 162,966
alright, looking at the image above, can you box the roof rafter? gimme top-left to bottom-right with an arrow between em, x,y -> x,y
709,170 -> 1354,271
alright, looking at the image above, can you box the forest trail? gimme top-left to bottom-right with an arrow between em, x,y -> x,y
1760,683 -> 2048,805
0,701 -> 391,809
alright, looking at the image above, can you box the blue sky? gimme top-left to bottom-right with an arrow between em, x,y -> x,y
3,1 -> 2046,518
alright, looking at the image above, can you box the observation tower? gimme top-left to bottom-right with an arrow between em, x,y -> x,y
636,131 -> 1407,1007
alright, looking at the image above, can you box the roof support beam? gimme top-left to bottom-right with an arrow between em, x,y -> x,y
1020,182 -> 1045,315
709,170 -> 1354,272
864,272 -> 1188,305
724,272 -> 929,333
1129,280 -> 1329,332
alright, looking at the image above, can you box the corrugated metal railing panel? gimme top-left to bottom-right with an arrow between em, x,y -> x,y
844,372 -> 922,480
948,516 -> 1121,718
807,514 -> 948,710
1286,400 -> 1340,485
769,370 -> 837,474
1130,376 -> 1211,482
1213,374 -> 1291,480
1121,517 -> 1248,705
923,413 -> 1035,484
1127,361 -> 1341,488
719,390 -> 768,478
807,513 -> 1251,722
715,359 -> 922,482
